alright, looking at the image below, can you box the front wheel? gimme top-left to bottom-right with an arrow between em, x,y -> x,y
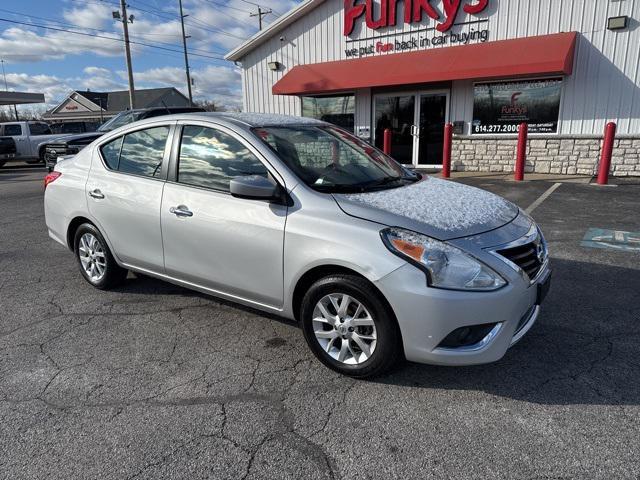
300,275 -> 402,378
74,223 -> 127,290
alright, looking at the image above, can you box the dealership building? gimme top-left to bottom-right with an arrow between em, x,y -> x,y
226,0 -> 640,176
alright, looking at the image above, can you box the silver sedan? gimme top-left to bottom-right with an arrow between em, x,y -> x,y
44,113 -> 551,377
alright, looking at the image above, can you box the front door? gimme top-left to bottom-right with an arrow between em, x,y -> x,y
160,122 -> 287,308
373,90 -> 449,168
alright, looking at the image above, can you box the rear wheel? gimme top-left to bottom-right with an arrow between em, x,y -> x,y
73,223 -> 127,289
300,274 -> 401,378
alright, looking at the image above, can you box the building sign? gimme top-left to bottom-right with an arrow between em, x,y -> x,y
344,27 -> 488,57
471,78 -> 563,134
344,0 -> 490,36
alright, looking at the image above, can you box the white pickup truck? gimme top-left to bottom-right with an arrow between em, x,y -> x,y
0,121 -> 62,163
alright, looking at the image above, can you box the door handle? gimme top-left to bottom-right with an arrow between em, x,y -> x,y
169,205 -> 193,217
88,189 -> 104,199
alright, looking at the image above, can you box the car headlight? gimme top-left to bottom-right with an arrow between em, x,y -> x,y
380,228 -> 506,291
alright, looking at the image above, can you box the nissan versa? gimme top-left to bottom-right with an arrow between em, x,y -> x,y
44,113 -> 551,377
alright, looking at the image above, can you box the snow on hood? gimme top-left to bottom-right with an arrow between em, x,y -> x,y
334,177 -> 519,240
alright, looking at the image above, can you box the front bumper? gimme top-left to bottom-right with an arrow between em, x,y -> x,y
45,146 -> 78,170
375,262 -> 551,366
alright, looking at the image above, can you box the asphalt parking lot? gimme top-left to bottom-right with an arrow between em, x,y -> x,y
1,164 -> 639,479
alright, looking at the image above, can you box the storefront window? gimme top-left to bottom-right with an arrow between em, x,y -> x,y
472,78 -> 562,134
301,95 -> 355,131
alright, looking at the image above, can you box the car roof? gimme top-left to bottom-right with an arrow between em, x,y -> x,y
130,112 -> 327,129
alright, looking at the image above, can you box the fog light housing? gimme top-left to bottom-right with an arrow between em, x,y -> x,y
438,323 -> 499,349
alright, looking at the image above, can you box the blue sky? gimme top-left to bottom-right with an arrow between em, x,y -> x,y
0,0 -> 299,113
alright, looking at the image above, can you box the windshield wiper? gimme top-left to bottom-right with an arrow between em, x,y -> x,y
357,176 -> 406,191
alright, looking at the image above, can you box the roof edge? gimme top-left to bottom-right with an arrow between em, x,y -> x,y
225,0 -> 325,62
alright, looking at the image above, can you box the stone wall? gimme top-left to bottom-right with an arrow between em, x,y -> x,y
451,136 -> 640,176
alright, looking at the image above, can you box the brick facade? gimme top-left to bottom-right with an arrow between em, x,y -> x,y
451,136 -> 640,176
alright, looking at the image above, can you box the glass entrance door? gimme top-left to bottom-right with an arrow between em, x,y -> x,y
373,90 -> 449,167
417,93 -> 448,166
373,94 -> 415,165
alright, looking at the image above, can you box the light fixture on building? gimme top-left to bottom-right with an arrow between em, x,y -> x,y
607,16 -> 628,31
267,61 -> 282,72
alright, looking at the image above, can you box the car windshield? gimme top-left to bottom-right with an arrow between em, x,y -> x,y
97,111 -> 144,132
253,125 -> 419,193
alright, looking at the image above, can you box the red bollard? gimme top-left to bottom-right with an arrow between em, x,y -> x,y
383,128 -> 392,155
597,122 -> 616,185
442,123 -> 453,178
514,122 -> 528,181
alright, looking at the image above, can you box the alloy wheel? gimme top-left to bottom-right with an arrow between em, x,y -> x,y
312,293 -> 377,365
78,233 -> 107,283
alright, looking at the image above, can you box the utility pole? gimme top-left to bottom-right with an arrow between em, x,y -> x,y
116,0 -> 135,110
250,6 -> 272,31
1,59 -> 19,121
178,0 -> 193,106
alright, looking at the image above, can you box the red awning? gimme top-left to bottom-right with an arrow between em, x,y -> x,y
273,32 -> 577,95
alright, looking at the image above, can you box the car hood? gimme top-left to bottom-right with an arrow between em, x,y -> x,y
332,176 -> 520,241
48,132 -> 104,145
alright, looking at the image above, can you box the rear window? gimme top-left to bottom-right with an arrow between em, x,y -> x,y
100,137 -> 123,170
99,126 -> 170,178
4,124 -> 22,136
52,123 -> 84,134
29,123 -> 52,135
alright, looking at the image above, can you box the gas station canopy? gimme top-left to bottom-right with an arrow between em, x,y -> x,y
0,91 -> 45,106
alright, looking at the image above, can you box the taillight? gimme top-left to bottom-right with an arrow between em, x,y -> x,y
44,171 -> 62,190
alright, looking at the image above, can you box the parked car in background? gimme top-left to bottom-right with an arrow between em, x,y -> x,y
42,106 -> 205,171
0,121 -> 60,163
49,121 -> 99,135
0,136 -> 17,168
44,112 -> 551,378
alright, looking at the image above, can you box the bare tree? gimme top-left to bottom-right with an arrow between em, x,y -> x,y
194,100 -> 225,112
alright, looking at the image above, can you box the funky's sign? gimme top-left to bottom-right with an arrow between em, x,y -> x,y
344,0 -> 489,35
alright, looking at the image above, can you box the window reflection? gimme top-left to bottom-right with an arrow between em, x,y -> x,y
100,136 -> 123,170
178,125 -> 268,192
118,126 -> 169,177
301,95 -> 355,131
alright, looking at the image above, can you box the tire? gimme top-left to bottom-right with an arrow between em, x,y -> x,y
300,274 -> 402,378
73,223 -> 127,290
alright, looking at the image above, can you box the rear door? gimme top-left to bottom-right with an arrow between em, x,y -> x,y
160,122 -> 287,307
4,124 -> 27,158
87,122 -> 174,272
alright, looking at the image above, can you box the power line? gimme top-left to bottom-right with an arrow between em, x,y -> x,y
236,0 -> 282,17
0,17 -> 227,60
125,2 -> 246,40
250,6 -> 272,30
0,7 -> 227,55
201,0 -> 253,15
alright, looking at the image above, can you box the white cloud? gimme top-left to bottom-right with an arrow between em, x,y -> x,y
0,27 -> 122,63
83,66 -> 112,77
3,63 -> 243,112
0,0 -> 303,111
125,65 -> 242,108
62,3 -> 112,30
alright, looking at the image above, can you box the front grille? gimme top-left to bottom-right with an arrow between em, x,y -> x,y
497,241 -> 543,280
45,145 -> 78,164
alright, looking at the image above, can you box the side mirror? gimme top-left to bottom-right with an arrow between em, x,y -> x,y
230,175 -> 280,201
